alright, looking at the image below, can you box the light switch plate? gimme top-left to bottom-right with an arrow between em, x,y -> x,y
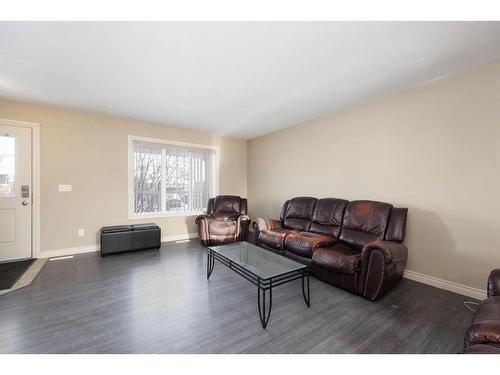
78,228 -> 85,237
58,184 -> 72,192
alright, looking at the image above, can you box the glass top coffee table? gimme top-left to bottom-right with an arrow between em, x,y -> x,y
207,241 -> 311,329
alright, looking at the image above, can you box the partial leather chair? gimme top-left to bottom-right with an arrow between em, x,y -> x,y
195,195 -> 250,246
464,269 -> 500,353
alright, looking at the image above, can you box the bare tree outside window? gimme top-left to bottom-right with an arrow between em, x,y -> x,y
133,142 -> 214,215
134,145 -> 161,213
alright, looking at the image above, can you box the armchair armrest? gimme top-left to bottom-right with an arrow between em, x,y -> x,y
487,269 -> 500,297
195,214 -> 213,224
236,214 -> 251,241
360,240 -> 408,301
237,214 -> 251,222
361,240 -> 408,264
236,214 -> 251,229
195,214 -> 213,246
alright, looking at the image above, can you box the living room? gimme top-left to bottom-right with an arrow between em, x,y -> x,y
1,1 -> 499,373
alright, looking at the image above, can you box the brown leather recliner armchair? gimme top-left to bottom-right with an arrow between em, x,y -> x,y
195,195 -> 250,246
253,197 -> 408,301
463,269 -> 500,353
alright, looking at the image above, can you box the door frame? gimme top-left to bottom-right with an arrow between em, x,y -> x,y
0,118 -> 41,259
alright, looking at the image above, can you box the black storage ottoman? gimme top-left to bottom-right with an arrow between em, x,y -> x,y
131,223 -> 161,251
100,223 -> 161,256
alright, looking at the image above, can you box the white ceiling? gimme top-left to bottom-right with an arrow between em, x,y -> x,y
1,22 -> 500,139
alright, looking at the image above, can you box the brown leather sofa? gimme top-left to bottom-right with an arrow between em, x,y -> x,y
253,197 -> 408,300
464,269 -> 500,353
195,195 -> 250,246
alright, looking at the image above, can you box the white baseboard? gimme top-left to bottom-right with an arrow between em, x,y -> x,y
161,233 -> 198,243
40,233 -> 199,259
403,269 -> 486,300
40,245 -> 99,259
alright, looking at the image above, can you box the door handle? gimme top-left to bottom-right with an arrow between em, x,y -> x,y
22,201 -> 29,206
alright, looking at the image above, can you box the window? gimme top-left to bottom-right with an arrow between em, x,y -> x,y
129,137 -> 217,217
0,134 -> 15,198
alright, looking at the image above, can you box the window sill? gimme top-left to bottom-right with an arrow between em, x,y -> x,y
129,212 -> 204,220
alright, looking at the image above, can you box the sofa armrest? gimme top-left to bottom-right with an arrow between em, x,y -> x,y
195,214 -> 213,224
361,240 -> 408,264
488,269 -> 500,297
360,240 -> 408,301
252,218 -> 282,247
252,218 -> 282,232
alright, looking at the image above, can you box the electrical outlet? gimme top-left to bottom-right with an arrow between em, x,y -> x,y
58,184 -> 72,192
78,228 -> 85,237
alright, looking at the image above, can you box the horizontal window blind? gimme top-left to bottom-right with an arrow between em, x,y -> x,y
133,141 -> 215,215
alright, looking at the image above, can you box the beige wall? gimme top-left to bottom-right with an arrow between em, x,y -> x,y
248,60 -> 500,291
0,99 -> 247,252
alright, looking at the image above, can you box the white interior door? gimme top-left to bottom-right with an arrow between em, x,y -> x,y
0,124 -> 32,262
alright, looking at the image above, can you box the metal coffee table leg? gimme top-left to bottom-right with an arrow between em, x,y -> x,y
207,249 -> 215,279
257,279 -> 272,329
302,273 -> 311,307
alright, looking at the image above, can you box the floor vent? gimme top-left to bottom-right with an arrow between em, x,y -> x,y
49,255 -> 74,261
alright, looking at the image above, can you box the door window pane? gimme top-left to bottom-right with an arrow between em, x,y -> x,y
0,135 -> 15,198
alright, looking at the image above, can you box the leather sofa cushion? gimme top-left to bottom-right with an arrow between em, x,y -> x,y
213,195 -> 242,214
213,212 -> 240,221
340,200 -> 393,251
312,243 -> 361,275
309,198 -> 348,237
463,344 -> 500,354
209,220 -> 237,236
282,197 -> 317,231
284,231 -> 336,258
488,269 -> 500,298
285,251 -> 312,266
259,228 -> 298,250
283,218 -> 311,231
464,296 -> 500,348
385,207 -> 408,242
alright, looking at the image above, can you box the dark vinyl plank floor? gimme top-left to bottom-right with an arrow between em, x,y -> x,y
0,241 -> 475,353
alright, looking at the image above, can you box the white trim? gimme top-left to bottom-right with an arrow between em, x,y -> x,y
403,269 -> 486,300
161,232 -> 198,243
128,135 -> 219,151
39,233 -> 199,258
128,211 -> 203,220
212,149 -> 219,200
40,245 -> 99,259
127,135 -> 220,220
48,255 -> 74,261
0,118 -> 41,260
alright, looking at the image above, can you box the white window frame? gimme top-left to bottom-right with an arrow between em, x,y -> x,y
128,135 -> 219,219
